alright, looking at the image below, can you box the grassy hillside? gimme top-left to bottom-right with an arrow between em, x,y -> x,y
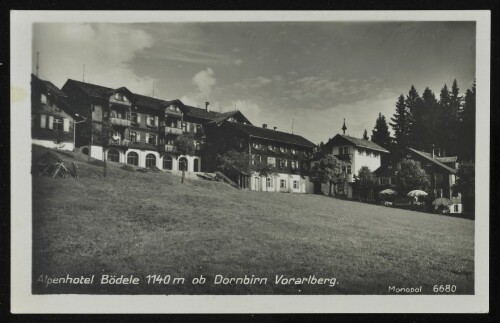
32,145 -> 474,294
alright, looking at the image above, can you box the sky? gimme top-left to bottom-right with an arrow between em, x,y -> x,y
32,21 -> 475,144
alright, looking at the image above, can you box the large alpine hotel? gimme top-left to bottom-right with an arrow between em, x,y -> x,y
31,74 -> 460,203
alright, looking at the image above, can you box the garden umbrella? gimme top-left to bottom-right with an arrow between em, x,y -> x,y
379,188 -> 397,195
407,190 -> 428,197
432,197 -> 453,210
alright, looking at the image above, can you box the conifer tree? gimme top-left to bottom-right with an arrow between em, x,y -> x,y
371,113 -> 391,149
405,85 -> 420,148
390,94 -> 408,147
362,129 -> 369,140
459,81 -> 476,161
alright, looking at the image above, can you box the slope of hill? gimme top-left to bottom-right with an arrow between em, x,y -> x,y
31,145 -> 474,294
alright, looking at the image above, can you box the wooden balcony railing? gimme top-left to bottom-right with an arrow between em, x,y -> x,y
164,144 -> 177,153
109,138 -> 130,147
109,117 -> 131,127
164,126 -> 183,135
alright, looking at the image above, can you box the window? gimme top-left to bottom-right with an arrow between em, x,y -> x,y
279,159 -> 287,168
166,137 -> 175,145
130,131 -> 140,143
293,180 -> 299,189
107,149 -> 119,162
131,113 -> 139,123
380,177 -> 389,185
41,94 -> 47,104
390,176 -> 396,185
147,133 -> 157,145
268,144 -> 274,151
196,124 -> 203,133
145,154 -> 156,167
280,179 -> 287,189
182,122 -> 188,132
252,155 -> 261,166
252,142 -> 261,150
358,149 -> 364,155
291,148 -> 296,155
340,146 -> 349,155
147,115 -> 155,126
53,117 -> 64,131
114,93 -> 125,101
266,177 -> 273,188
347,165 -> 351,174
127,152 -> 139,165
239,139 -> 245,149
290,160 -> 298,169
367,151 -> 372,157
374,152 -> 379,158
267,157 -> 276,167
279,146 -> 286,153
194,140 -> 201,151
163,155 -> 173,170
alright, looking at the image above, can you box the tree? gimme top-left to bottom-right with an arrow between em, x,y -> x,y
454,161 -> 475,213
390,94 -> 409,148
354,166 -> 377,202
310,154 -> 344,196
371,113 -> 391,149
417,87 -> 439,151
396,159 -> 430,194
459,81 -> 476,161
362,129 -> 369,140
405,85 -> 420,147
437,80 -> 462,156
174,134 -> 196,183
252,161 -> 278,191
216,149 -> 252,178
101,119 -> 114,178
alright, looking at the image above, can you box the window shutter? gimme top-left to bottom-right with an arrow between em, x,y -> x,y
63,118 -> 70,132
154,116 -> 159,126
40,114 -> 46,128
137,132 -> 141,143
137,114 -> 141,123
48,116 -> 54,130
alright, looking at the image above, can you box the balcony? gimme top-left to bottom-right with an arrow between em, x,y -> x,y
109,138 -> 130,148
109,117 -> 131,127
335,154 -> 353,163
164,126 -> 183,135
164,144 -> 177,153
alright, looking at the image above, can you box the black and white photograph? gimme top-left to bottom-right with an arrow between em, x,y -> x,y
10,10 -> 490,313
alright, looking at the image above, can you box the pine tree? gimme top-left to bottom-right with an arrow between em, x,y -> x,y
390,94 -> 408,147
418,87 -> 440,152
438,80 -> 462,156
362,129 -> 369,140
459,81 -> 475,161
371,113 -> 391,149
405,85 -> 420,148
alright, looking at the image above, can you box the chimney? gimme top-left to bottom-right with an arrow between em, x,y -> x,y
262,124 -> 267,129
205,101 -> 210,112
273,126 -> 277,131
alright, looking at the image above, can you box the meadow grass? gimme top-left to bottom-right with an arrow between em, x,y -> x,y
32,145 -> 474,294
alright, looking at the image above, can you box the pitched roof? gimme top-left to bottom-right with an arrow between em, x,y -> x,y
62,79 -> 234,121
408,148 -> 457,174
330,134 -> 389,153
224,122 -> 316,148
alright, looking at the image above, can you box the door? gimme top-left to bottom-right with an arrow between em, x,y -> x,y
193,159 -> 199,172
254,177 -> 261,191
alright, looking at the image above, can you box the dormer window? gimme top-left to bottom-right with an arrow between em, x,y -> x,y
340,146 -> 349,155
114,93 -> 125,101
268,144 -> 275,151
280,146 -> 286,153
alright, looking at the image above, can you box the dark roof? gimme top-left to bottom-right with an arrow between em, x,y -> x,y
32,75 -> 83,119
65,79 -> 115,98
224,122 -> 316,148
329,134 -> 389,153
408,148 -> 457,174
63,79 -> 233,121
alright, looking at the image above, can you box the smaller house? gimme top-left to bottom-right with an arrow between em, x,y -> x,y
374,147 -> 459,200
320,126 -> 389,198
31,74 -> 81,151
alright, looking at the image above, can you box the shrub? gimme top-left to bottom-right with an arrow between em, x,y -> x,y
120,165 -> 135,172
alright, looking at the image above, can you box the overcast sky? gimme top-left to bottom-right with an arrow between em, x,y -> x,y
33,21 -> 475,144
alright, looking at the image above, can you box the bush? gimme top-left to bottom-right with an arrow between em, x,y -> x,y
89,159 -> 105,167
120,165 -> 135,172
